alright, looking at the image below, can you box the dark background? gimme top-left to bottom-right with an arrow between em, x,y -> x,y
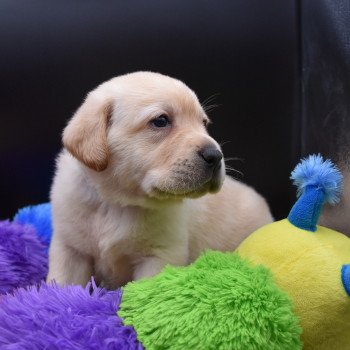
1,0 -> 348,222
301,0 -> 350,162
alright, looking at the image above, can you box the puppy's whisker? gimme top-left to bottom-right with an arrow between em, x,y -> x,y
203,104 -> 221,113
225,167 -> 244,176
225,166 -> 244,178
201,93 -> 220,108
224,157 -> 244,163
219,140 -> 231,147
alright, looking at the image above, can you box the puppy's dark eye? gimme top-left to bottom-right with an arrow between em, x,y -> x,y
203,119 -> 209,128
150,115 -> 171,128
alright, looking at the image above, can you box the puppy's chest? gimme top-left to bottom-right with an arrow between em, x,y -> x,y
93,207 -> 177,258
98,225 -> 151,258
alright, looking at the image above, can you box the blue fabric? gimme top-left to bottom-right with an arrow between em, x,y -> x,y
288,185 -> 325,232
341,264 -> 350,296
13,203 -> 53,247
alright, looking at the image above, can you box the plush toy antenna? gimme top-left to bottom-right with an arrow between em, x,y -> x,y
288,154 -> 343,231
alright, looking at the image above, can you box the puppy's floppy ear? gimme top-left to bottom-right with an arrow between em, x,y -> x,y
63,93 -> 113,172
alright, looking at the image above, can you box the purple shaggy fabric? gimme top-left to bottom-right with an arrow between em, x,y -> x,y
0,220 -> 47,294
0,281 -> 143,349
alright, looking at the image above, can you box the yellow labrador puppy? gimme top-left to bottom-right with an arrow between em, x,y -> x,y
47,72 -> 273,288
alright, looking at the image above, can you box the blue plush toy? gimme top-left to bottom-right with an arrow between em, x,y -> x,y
13,202 -> 52,246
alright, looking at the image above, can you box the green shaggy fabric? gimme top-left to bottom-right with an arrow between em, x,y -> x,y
119,251 -> 302,350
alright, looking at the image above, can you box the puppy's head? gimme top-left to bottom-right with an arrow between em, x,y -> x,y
63,72 -> 225,204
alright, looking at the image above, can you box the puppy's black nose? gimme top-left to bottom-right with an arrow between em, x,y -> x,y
198,146 -> 223,168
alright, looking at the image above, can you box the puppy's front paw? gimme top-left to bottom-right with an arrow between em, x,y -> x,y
133,257 -> 168,280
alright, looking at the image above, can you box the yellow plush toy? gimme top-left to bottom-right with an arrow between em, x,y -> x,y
237,155 -> 350,350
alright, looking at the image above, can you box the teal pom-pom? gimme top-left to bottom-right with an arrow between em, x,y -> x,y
290,154 -> 343,205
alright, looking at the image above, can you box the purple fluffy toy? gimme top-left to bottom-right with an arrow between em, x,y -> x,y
0,281 -> 141,349
0,209 -> 143,349
0,220 -> 47,295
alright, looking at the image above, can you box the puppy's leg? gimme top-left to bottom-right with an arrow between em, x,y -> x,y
47,237 -> 93,286
133,249 -> 188,281
133,256 -> 169,280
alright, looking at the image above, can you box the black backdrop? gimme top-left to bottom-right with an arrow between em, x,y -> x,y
301,0 -> 350,161
1,0 -> 300,219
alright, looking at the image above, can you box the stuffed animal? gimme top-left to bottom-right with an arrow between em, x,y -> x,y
0,155 -> 348,350
237,155 -> 350,350
0,220 -> 47,295
0,203 -> 50,295
13,202 -> 52,247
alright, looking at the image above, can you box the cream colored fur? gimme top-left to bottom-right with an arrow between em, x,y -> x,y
47,72 -> 273,288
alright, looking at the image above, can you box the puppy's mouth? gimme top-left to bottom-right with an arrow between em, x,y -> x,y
151,184 -> 210,199
147,165 -> 223,200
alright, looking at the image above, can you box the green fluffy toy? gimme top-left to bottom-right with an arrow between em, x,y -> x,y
119,251 -> 302,350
